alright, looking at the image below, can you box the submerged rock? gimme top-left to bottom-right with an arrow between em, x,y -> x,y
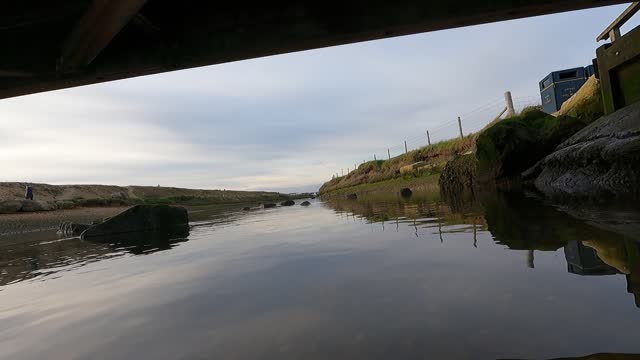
280,200 -> 295,206
300,201 -> 311,206
345,193 -> 357,200
263,203 -> 277,209
81,205 -> 189,240
399,188 -> 412,197
526,101 -> 640,198
242,207 -> 251,211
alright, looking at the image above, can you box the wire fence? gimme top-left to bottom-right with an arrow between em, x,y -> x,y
331,92 -> 542,178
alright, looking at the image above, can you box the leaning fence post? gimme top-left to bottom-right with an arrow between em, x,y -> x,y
505,91 -> 515,117
404,140 -> 408,154
457,116 -> 464,139
374,154 -> 376,161
426,130 -> 431,146
387,148 -> 391,160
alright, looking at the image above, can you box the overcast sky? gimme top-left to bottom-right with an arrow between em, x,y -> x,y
1,5 -> 637,193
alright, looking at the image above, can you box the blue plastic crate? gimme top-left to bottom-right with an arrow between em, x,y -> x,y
539,67 -> 588,113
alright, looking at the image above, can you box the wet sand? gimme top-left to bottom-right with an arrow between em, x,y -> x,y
0,206 -> 130,238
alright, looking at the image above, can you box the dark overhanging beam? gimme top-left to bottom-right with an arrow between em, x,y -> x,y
0,0 -> 631,100
57,0 -> 147,73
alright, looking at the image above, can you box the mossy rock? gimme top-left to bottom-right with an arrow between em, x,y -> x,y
476,109 -> 592,182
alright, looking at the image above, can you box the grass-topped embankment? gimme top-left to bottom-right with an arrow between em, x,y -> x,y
476,77 -> 603,183
127,186 -> 293,206
320,76 -> 604,196
320,173 -> 440,198
319,135 -> 476,195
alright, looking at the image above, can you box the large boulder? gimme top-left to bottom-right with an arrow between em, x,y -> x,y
263,203 -> 277,209
300,201 -> 311,206
526,101 -> 640,198
81,205 -> 189,240
0,200 -> 23,214
476,109 -> 593,183
280,200 -> 295,206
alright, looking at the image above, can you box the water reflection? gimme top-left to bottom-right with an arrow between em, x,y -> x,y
2,196 -> 640,358
323,190 -> 640,310
0,231 -> 190,287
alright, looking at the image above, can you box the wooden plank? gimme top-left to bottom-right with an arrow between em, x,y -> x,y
596,2 -> 640,42
57,0 -> 147,73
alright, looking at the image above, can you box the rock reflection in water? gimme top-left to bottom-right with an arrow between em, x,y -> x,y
0,228 -> 189,287
323,189 -> 640,309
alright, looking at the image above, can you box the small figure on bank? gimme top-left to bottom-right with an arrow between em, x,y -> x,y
25,184 -> 34,200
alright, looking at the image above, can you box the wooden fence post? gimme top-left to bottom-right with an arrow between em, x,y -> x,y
404,140 -> 408,154
426,130 -> 431,146
387,148 -> 391,160
504,91 -> 515,117
457,116 -> 464,139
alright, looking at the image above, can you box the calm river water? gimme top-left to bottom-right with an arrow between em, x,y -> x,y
1,191 -> 640,359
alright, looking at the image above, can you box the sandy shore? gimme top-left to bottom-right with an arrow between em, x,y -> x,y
0,206 -> 130,237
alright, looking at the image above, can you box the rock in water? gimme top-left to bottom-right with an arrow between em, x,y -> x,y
345,193 -> 357,200
81,205 -> 189,240
0,200 -> 23,214
300,201 -> 311,206
280,200 -> 295,206
526,101 -> 640,197
242,207 -> 251,211
110,191 -> 128,200
400,188 -> 413,197
263,203 -> 277,209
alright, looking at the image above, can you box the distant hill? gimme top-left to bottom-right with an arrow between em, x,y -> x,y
0,182 -> 294,207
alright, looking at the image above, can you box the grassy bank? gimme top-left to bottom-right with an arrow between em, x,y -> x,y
320,76 -> 603,196
319,136 -> 475,195
320,173 -> 440,198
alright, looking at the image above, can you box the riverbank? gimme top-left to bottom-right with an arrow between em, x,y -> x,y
320,75 -> 616,200
0,182 -> 308,214
320,173 -> 440,198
